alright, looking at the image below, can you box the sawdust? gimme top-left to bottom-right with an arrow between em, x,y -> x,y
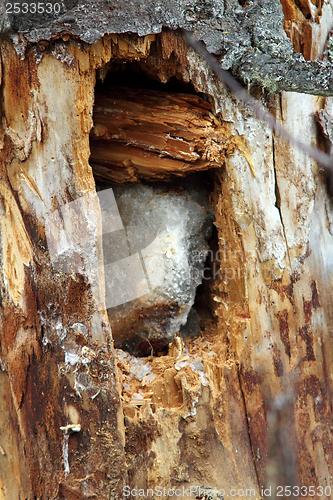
116,330 -> 236,418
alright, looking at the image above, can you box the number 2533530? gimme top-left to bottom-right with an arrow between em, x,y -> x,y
276,485 -> 331,496
6,2 -> 64,14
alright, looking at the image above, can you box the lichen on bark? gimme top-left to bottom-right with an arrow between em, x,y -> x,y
3,0 -> 333,96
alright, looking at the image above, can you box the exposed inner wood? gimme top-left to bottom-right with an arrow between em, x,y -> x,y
90,86 -> 237,183
280,0 -> 331,60
3,27 -> 333,499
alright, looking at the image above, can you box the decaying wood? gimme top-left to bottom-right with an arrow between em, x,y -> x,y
0,38 -> 128,500
280,0 -> 332,60
184,30 -> 333,186
90,87 -> 238,183
2,17 -> 333,500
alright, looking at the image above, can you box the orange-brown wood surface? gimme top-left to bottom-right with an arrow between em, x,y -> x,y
2,25 -> 333,500
90,87 -> 236,182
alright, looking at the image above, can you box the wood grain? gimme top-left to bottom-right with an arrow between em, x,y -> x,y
90,87 -> 236,182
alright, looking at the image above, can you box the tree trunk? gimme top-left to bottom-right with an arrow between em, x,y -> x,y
1,5 -> 333,500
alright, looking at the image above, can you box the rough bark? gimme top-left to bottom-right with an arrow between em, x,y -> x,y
1,0 -> 333,95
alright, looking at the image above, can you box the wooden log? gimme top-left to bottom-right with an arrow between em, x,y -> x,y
90,86 -> 236,182
3,27 -> 333,500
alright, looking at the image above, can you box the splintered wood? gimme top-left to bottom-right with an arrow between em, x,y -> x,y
90,86 -> 236,183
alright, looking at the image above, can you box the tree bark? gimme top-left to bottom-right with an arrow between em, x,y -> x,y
1,5 -> 333,500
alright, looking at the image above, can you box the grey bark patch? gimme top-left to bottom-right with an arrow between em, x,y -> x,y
4,0 -> 333,96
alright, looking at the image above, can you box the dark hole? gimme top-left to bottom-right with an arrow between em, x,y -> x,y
96,60 -> 198,94
237,0 -> 250,7
95,173 -> 217,357
191,222 -> 219,331
135,338 -> 170,357
92,62 -> 219,357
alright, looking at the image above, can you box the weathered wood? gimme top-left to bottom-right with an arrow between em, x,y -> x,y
0,38 -> 128,500
280,0 -> 332,61
90,87 -> 236,182
2,22 -> 333,500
